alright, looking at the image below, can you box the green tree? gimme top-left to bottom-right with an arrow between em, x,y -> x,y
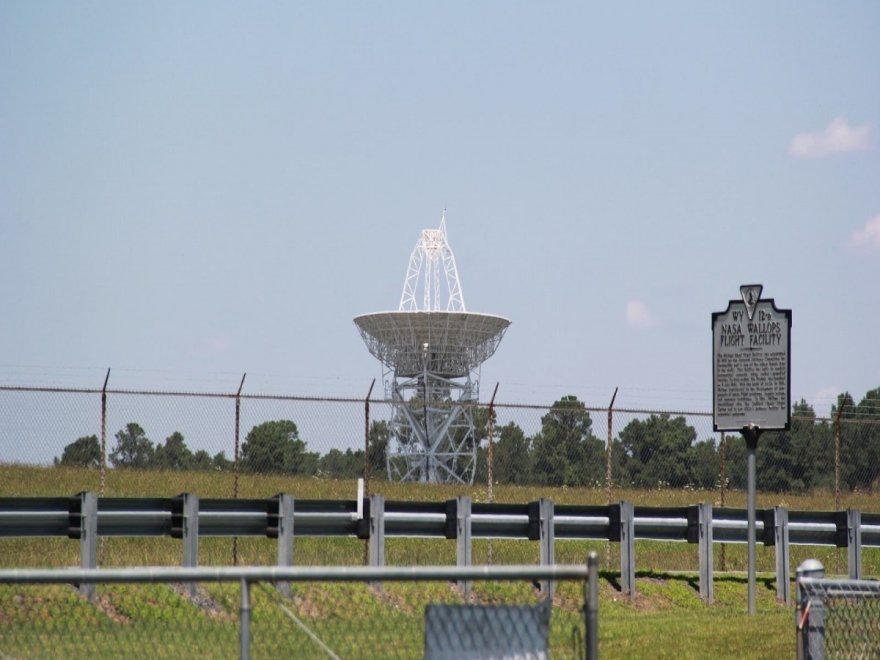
785,399 -> 833,491
463,406 -> 489,484
722,435 -> 747,490
319,448 -> 364,479
855,387 -> 880,490
153,431 -> 193,470
241,420 -> 319,475
834,392 -> 864,490
531,396 -> 603,486
755,399 -> 833,492
55,435 -> 101,468
723,399 -> 832,491
109,423 -> 154,469
367,420 -> 390,479
688,438 -> 721,490
212,451 -> 232,471
618,414 -> 700,488
837,388 -> 880,491
492,422 -> 531,485
751,428 -> 802,492
191,450 -> 214,471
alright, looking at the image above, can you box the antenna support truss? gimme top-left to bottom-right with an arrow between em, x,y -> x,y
354,212 -> 510,485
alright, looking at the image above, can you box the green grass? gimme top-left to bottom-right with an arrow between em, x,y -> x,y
0,464 -> 876,657
4,463 -> 880,509
0,573 -> 796,658
3,463 -> 878,575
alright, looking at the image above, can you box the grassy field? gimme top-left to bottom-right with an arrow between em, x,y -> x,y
5,462 -> 880,509
0,463 -> 877,657
1,463 -> 876,574
0,573 -> 795,658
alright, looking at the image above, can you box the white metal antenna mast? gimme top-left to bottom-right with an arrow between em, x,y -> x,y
355,210 -> 510,485
398,210 -> 466,312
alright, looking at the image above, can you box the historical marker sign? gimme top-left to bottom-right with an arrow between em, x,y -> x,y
712,285 -> 792,432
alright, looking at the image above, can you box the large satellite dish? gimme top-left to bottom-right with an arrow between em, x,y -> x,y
354,212 -> 510,484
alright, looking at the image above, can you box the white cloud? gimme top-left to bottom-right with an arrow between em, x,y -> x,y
626,300 -> 657,328
789,117 -> 873,158
211,336 -> 232,353
849,214 -> 880,251
812,386 -> 841,418
190,335 -> 232,359
814,386 -> 840,405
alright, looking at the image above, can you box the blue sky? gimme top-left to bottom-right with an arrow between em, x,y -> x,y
1,2 -> 878,417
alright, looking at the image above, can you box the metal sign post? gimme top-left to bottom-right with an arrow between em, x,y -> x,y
742,424 -> 761,615
712,285 -> 791,615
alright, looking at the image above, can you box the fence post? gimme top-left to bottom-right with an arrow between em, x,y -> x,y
78,491 -> 97,602
456,495 -> 472,600
486,383 -> 499,506
834,410 -> 842,575
698,502 -> 713,604
586,551 -> 599,660
847,508 -> 861,580
605,388 -> 618,573
240,578 -> 251,660
98,369 -> 110,565
363,379 -> 375,497
774,506 -> 790,604
605,388 -> 618,508
796,559 -> 825,660
539,498 -> 555,599
99,369 -> 110,500
232,373 -> 246,566
275,494 -> 294,598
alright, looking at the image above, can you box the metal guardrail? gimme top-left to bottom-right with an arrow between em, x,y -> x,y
1,492 -> 878,606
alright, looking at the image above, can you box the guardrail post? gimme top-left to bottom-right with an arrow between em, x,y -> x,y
539,498 -> 555,599
456,496 -> 472,600
369,494 -> 385,568
698,502 -> 713,604
275,494 -> 294,598
183,493 -> 199,568
586,551 -> 599,660
368,494 -> 385,593
847,508 -> 861,580
773,506 -> 790,604
240,578 -> 251,660
179,493 -> 199,598
78,491 -> 97,602
618,501 -> 635,599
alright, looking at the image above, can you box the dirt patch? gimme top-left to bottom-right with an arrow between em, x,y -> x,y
169,583 -> 236,622
292,592 -> 323,619
603,581 -> 667,612
94,594 -> 133,624
371,584 -> 415,615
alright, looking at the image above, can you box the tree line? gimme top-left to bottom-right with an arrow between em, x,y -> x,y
480,388 -> 880,492
54,419 -> 386,479
55,387 -> 880,493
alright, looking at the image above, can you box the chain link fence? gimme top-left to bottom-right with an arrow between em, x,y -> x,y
0,563 -> 596,659
3,383 -> 879,575
797,561 -> 880,659
2,384 -> 879,505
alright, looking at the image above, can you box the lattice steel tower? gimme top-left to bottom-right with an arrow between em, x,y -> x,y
354,212 -> 510,484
